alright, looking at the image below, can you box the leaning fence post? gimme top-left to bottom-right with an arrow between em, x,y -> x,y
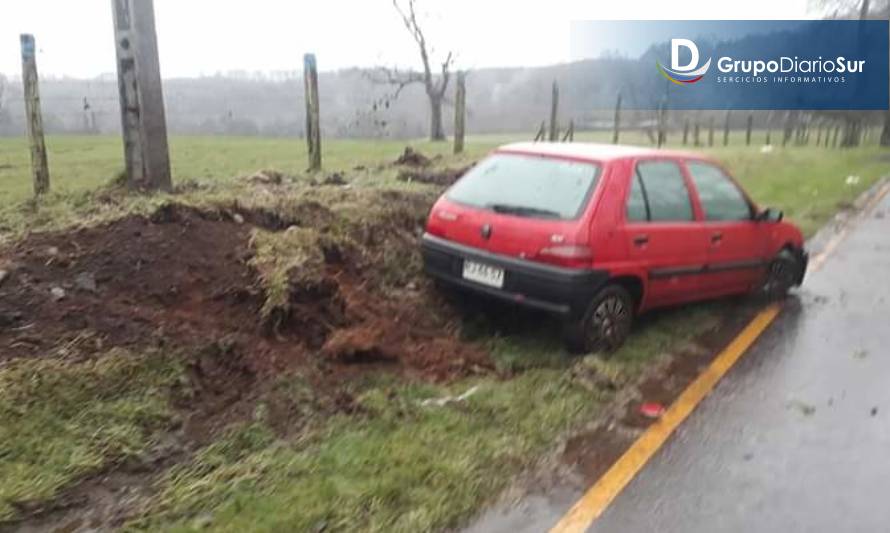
304,53 -> 321,171
562,120 -> 574,142
20,34 -> 49,196
453,71 -> 466,154
533,121 -> 546,142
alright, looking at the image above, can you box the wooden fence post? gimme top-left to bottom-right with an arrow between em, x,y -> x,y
746,114 -> 753,146
708,117 -> 715,147
657,102 -> 667,148
111,0 -> 171,191
765,130 -> 771,146
20,34 -> 49,196
304,53 -> 321,171
694,122 -> 701,147
832,125 -> 840,148
783,113 -> 793,147
723,111 -> 731,146
453,71 -> 466,154
612,93 -> 621,144
683,118 -> 690,146
549,81 -> 559,142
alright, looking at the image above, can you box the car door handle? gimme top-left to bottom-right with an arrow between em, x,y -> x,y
711,232 -> 724,243
633,234 -> 649,246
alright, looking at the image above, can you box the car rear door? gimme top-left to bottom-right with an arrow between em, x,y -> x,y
622,159 -> 709,307
684,160 -> 769,296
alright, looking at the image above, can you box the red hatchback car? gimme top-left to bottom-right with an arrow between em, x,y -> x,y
421,142 -> 808,352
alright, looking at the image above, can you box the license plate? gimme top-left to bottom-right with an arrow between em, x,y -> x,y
462,260 -> 504,288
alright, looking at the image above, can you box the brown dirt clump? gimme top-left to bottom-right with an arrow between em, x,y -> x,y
0,201 -> 490,434
393,146 -> 432,167
397,164 -> 473,186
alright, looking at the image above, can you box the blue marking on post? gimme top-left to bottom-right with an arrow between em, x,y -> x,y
20,34 -> 35,60
304,53 -> 317,69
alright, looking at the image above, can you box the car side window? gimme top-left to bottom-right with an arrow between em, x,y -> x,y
626,173 -> 649,221
687,162 -> 752,221
629,161 -> 694,222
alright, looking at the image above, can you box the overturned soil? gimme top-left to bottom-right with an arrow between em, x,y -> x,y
0,204 -> 491,439
397,164 -> 473,186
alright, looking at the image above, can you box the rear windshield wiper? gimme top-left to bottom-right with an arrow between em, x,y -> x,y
485,203 -> 562,219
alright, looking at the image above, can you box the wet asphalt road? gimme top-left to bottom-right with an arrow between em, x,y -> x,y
590,190 -> 890,532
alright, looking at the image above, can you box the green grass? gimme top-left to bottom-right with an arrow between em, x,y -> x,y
1,133 -> 885,240
129,300 -> 714,532
0,349 -> 180,521
0,136 -> 486,210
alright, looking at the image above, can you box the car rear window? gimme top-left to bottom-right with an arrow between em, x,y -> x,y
446,153 -> 601,220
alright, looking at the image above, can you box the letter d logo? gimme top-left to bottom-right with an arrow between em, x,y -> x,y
671,39 -> 699,72
658,38 -> 711,85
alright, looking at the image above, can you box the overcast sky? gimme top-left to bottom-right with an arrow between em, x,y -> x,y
0,0 -> 815,79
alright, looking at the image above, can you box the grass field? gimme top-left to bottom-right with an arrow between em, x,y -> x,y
2,131 -> 886,238
0,132 -> 887,531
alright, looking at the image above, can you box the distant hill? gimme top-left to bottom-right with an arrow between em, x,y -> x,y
1,5 -> 886,139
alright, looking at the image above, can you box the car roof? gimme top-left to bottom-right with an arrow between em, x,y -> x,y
494,142 -> 709,163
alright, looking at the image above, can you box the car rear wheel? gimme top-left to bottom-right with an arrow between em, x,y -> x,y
762,249 -> 801,299
564,284 -> 634,355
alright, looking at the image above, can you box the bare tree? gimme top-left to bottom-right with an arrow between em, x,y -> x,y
378,0 -> 453,141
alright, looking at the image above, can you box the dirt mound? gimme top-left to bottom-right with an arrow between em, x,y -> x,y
393,146 -> 432,167
0,206 -> 260,356
242,169 -> 289,185
397,164 -> 473,186
0,201 -> 490,432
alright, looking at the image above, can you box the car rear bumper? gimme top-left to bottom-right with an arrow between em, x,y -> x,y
421,233 -> 609,316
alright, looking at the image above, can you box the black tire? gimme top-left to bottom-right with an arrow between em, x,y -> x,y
563,284 -> 634,355
762,249 -> 801,299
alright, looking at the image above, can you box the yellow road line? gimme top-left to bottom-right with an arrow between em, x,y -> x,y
550,304 -> 782,533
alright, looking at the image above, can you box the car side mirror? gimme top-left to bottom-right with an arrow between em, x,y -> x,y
757,208 -> 783,223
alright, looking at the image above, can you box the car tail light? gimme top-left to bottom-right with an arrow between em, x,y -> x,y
536,245 -> 593,268
426,208 -> 457,238
436,209 -> 458,221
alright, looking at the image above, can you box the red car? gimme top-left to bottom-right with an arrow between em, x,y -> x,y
421,142 -> 807,352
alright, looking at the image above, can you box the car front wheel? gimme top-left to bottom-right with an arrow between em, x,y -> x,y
564,284 -> 634,354
762,249 -> 802,299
